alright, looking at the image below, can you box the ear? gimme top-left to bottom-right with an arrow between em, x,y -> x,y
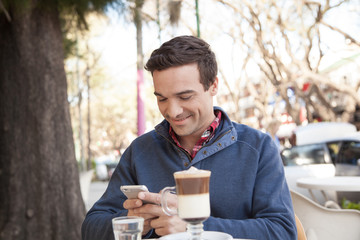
209,77 -> 219,96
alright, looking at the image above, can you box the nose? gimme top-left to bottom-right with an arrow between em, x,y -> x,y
166,100 -> 183,119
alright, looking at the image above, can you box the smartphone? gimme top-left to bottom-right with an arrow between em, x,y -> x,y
120,185 -> 149,199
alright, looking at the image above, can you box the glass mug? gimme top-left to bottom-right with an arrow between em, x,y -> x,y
161,168 -> 211,240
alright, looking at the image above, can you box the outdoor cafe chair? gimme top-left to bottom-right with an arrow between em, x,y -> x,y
290,190 -> 360,240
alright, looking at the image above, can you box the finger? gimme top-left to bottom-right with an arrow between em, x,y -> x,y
150,218 -> 168,236
123,199 -> 143,210
142,221 -> 153,236
151,216 -> 187,236
144,217 -> 157,231
132,211 -> 157,221
138,191 -> 162,205
127,208 -> 144,217
134,202 -> 166,217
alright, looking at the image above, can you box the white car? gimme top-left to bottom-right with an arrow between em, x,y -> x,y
281,122 -> 360,203
95,155 -> 119,181
282,142 -> 336,203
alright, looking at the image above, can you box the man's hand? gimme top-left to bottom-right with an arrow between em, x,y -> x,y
135,191 -> 187,236
123,198 -> 157,235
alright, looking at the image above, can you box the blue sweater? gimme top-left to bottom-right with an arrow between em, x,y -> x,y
82,107 -> 297,239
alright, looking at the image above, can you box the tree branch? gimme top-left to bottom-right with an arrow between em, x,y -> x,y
0,0 -> 11,22
321,20 -> 360,47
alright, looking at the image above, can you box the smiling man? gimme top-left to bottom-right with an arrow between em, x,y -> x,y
153,63 -> 218,154
82,35 -> 297,240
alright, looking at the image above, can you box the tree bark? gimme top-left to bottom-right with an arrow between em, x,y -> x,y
0,3 -> 85,240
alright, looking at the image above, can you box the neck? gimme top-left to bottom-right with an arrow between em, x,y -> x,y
178,134 -> 202,153
177,113 -> 217,152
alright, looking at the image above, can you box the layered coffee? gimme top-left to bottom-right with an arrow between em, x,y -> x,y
174,167 -> 211,223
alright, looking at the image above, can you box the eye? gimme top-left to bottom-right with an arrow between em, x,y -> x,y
180,95 -> 192,101
158,97 -> 167,102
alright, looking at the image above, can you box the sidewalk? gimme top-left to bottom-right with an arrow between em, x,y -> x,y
86,181 -> 108,210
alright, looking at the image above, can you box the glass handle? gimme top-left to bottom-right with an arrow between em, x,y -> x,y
161,186 -> 177,216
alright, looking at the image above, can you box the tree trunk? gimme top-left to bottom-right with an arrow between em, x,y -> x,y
86,63 -> 92,171
135,0 -> 145,136
0,3 -> 85,240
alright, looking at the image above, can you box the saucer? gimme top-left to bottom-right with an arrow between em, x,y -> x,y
159,231 -> 233,240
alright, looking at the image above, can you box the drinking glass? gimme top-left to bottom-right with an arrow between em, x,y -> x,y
112,216 -> 144,240
161,169 -> 211,240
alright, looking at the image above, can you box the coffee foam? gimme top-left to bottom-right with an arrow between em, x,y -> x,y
174,167 -> 211,178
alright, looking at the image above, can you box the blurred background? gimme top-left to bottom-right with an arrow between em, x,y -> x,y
1,0 -> 359,238
64,0 -> 360,179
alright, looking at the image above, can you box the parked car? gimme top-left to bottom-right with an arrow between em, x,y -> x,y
329,132 -> 360,176
281,127 -> 360,176
281,122 -> 360,203
95,155 -> 119,181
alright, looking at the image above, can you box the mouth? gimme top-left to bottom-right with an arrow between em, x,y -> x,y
170,115 -> 192,125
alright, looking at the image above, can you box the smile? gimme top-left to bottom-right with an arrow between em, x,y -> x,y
171,115 -> 192,125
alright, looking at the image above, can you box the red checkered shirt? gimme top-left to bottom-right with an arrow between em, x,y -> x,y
169,111 -> 222,159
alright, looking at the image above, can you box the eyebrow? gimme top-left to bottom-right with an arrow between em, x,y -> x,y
154,92 -> 163,97
154,90 -> 195,97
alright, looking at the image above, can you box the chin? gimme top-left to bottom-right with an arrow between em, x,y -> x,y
172,127 -> 191,137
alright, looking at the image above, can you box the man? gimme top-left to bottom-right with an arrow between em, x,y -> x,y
82,35 -> 297,239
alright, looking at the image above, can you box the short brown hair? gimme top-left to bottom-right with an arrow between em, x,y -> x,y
145,35 -> 218,91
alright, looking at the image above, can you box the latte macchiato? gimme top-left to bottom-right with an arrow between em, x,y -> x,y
174,167 -> 211,223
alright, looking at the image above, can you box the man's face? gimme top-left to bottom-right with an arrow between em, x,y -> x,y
153,63 -> 218,140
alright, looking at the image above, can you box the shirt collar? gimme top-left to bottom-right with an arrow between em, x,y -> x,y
169,110 -> 222,158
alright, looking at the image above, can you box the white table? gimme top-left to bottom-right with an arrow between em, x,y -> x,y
296,176 -> 360,203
